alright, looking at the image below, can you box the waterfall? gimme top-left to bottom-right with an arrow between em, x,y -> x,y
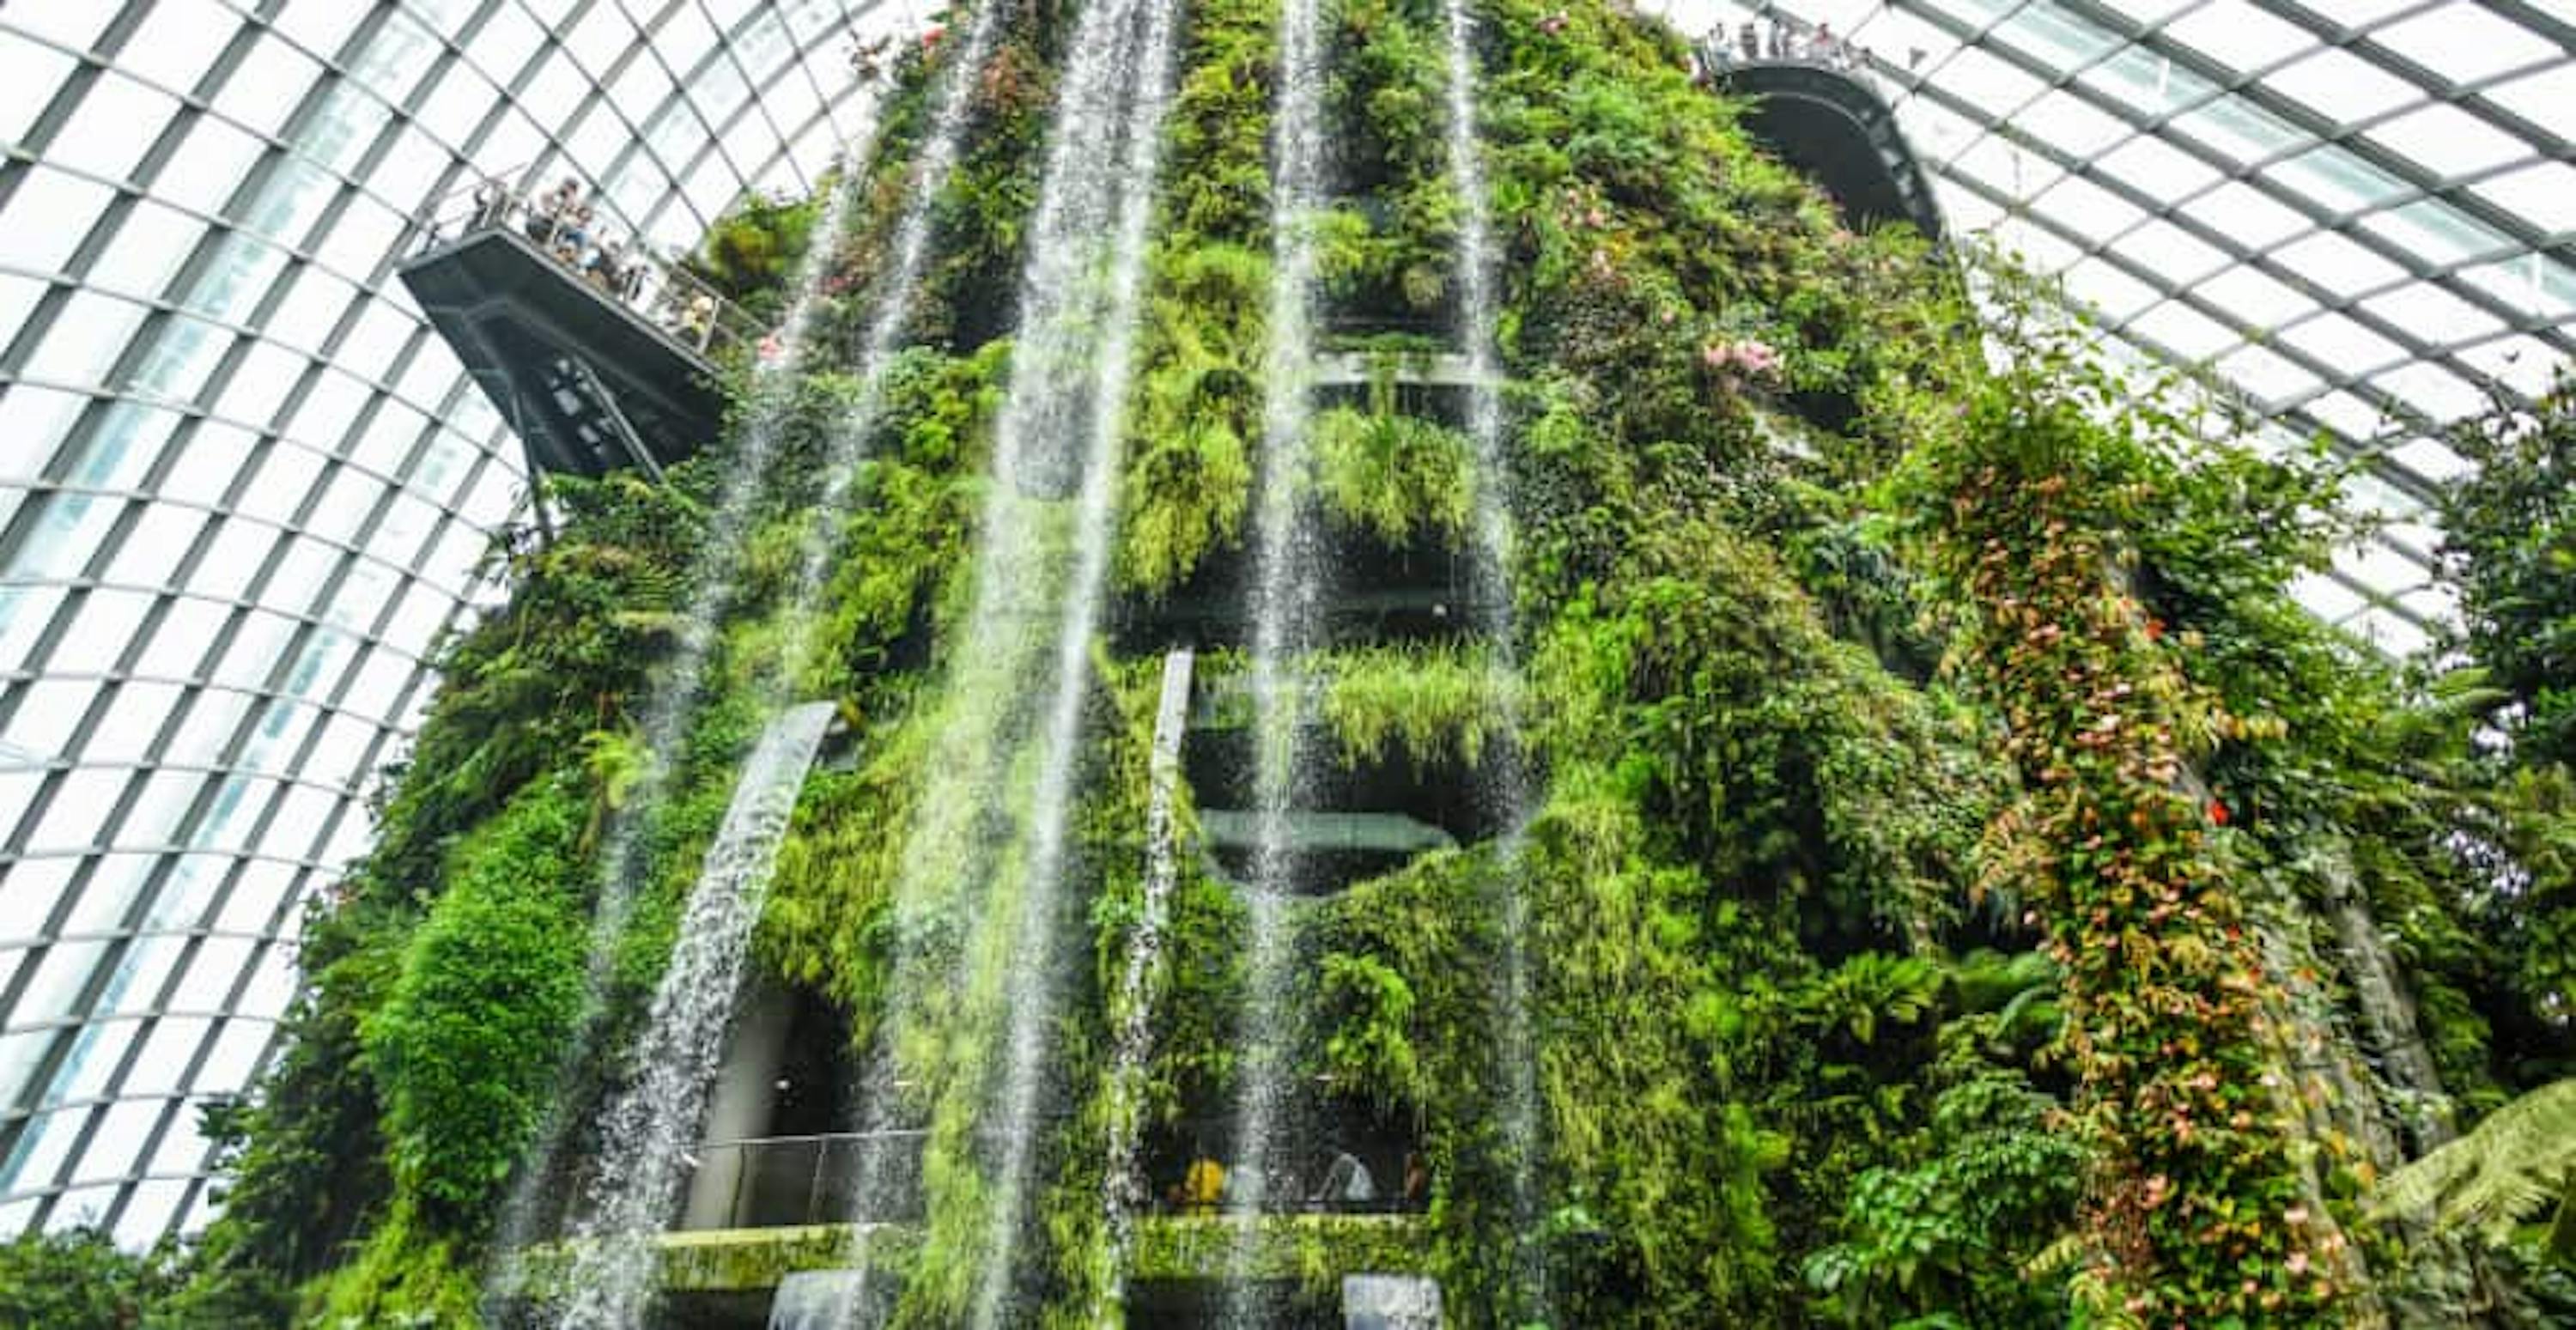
553,702 -> 839,1329
532,3 -> 1014,1315
816,0 -> 1188,1318
1438,0 -> 1549,1315
1218,0 -> 1331,1313
969,0 -> 1185,1314
482,89 -> 888,1300
1092,647 -> 1196,1322
769,1270 -> 879,1330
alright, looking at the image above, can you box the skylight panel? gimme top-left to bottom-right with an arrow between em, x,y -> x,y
2163,2 -> 2313,75
2471,161 -> 2576,235
2116,216 -> 2233,283
2194,179 -> 2313,247
1953,134 -> 2063,198
2360,281 -> 2507,349
2277,224 -> 2411,292
2267,46 -> 2423,127
2363,197 -> 2521,268
2325,0 -> 2445,33
2449,332 -> 2561,401
2171,94 -> 2310,168
2094,0 -> 2198,23
2212,341 -> 2324,406
2273,144 -> 2412,216
2096,131 -> 2224,198
118,0 -> 236,95
2293,571 -> 2368,627
2196,263 -> 2316,332
1941,41 -> 2053,111
7,3 -> 112,51
2128,296 -> 2240,359
2482,63 -> 2576,128
2374,360 -> 2491,422
2032,171 -> 2151,238
2385,432 -> 2474,479
2024,88 -> 2136,157
2276,312 -> 2409,377
2081,43 -> 2210,117
2373,3 -> 2555,85
2400,582 -> 2460,626
1992,216 -> 2087,272
2344,472 -> 2425,529
2345,539 -> 2439,598
2365,101 -> 2531,178
2458,254 -> 2576,323
1993,3 -> 2123,66
2064,256 -> 2165,320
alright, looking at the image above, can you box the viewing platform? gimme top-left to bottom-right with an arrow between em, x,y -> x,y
1719,59 -> 1946,240
395,177 -> 762,483
510,1212 -> 1434,1293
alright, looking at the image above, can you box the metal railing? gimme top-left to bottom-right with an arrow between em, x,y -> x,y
680,1130 -> 930,1231
1693,15 -> 1882,89
408,169 -> 766,358
675,1125 -> 1428,1231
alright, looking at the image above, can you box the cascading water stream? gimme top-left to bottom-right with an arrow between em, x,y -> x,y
553,702 -> 839,1329
968,0 -> 1184,1315
1092,648 -> 1197,1322
537,6 -> 1012,1321
482,94 -> 885,1302
769,1271 -> 879,1330
815,0 -> 1185,1319
1218,0 -> 1331,1315
1439,0 -> 1550,1315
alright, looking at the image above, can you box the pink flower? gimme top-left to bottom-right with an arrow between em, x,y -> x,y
1701,337 -> 1783,377
2286,1250 -> 2310,1276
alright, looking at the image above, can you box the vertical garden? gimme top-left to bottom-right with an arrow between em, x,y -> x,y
14,0 -> 2573,1326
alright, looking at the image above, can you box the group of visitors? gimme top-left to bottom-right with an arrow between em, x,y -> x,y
1169,1142 -> 1430,1217
1695,14 -> 1868,78
459,174 -> 723,346
521,176 -> 649,301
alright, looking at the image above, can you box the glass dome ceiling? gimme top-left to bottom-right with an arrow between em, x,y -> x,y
1659,0 -> 2576,658
0,0 -> 894,1246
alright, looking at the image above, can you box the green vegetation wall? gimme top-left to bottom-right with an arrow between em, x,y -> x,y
96,0 -> 2576,1327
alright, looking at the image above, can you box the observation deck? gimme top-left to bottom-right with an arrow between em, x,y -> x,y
1721,59 -> 1946,240
497,1205 -> 1432,1327
395,180 -> 760,483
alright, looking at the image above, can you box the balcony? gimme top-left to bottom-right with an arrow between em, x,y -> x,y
395,178 -> 761,482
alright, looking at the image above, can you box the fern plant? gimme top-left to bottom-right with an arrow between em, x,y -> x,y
2373,1078 -> 2576,1262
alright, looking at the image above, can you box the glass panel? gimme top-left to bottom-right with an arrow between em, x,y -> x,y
9,1107 -> 94,1196
116,1180 -> 193,1249
156,118 -> 266,216
121,0 -> 237,93
124,1018 -> 213,1097
213,34 -> 321,140
2375,4 -> 2554,84
71,1097 -> 164,1183
48,74 -> 179,184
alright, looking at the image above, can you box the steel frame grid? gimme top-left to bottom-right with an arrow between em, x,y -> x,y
0,0 -> 898,1246
1667,0 -> 2576,652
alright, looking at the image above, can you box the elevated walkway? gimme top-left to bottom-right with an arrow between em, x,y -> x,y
499,1213 -> 1431,1297
395,183 -> 757,482
1723,61 -> 1946,240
